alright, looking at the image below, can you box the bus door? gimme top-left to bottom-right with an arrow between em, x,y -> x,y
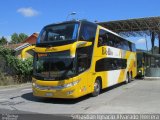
76,48 -> 93,93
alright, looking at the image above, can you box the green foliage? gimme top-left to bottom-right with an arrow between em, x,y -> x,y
11,33 -> 28,44
19,33 -> 28,41
0,47 -> 33,85
11,33 -> 19,44
6,55 -> 33,75
0,36 -> 7,45
0,46 -> 14,57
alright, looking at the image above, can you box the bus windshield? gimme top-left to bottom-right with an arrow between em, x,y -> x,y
37,23 -> 79,44
33,51 -> 76,80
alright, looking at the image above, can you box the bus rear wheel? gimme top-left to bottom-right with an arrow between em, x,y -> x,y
91,79 -> 101,97
125,72 -> 131,84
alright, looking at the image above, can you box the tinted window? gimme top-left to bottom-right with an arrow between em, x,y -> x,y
79,22 -> 97,42
33,51 -> 75,80
95,58 -> 127,72
76,46 -> 92,73
121,40 -> 130,51
37,23 -> 79,46
131,43 -> 136,52
76,21 -> 97,74
98,29 -> 113,46
98,29 -> 131,51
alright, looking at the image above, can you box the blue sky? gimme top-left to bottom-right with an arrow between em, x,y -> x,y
0,0 -> 160,49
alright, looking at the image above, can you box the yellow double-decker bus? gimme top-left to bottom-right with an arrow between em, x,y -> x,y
32,20 -> 137,98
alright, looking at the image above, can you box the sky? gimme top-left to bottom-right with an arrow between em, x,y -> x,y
0,0 -> 160,49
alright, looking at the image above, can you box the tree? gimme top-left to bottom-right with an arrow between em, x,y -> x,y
11,33 -> 28,44
11,33 -> 19,44
0,36 -> 7,45
19,33 -> 28,42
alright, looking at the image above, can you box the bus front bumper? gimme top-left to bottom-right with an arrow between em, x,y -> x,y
32,83 -> 85,99
33,88 -> 78,99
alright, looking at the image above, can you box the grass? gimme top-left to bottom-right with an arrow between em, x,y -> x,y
0,71 -> 16,86
0,70 -> 32,86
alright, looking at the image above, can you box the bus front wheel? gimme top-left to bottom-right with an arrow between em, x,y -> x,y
91,79 -> 101,97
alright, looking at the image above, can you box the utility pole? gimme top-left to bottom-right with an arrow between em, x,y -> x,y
66,12 -> 76,21
145,35 -> 148,52
151,32 -> 155,54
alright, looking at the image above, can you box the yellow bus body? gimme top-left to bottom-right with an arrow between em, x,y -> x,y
32,25 -> 137,99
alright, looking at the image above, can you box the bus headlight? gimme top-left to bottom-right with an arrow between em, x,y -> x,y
32,82 -> 36,87
32,80 -> 80,90
63,80 -> 80,88
32,82 -> 46,90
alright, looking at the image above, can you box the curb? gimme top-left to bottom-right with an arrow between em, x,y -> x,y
0,82 -> 31,90
144,77 -> 160,80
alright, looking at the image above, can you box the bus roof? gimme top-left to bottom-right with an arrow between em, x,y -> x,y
43,20 -> 135,45
44,20 -> 97,28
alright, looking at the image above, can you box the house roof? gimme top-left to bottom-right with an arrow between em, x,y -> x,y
22,33 -> 38,44
4,33 -> 38,51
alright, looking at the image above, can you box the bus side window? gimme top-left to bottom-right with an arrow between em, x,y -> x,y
98,29 -> 110,47
98,36 -> 103,46
107,33 -> 114,46
131,44 -> 136,52
76,47 -> 91,73
79,22 -> 97,41
113,36 -> 121,48
128,42 -> 132,51
40,31 -> 47,42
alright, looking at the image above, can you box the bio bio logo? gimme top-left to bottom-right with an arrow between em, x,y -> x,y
102,47 -> 113,55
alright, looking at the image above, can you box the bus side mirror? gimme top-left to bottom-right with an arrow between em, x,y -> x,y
21,45 -> 35,60
70,41 -> 92,58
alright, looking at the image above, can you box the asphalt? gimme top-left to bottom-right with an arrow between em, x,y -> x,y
0,108 -> 73,120
0,79 -> 160,119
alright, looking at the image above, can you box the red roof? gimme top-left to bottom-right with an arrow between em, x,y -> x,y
22,33 -> 38,44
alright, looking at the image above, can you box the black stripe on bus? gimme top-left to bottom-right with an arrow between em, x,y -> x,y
95,58 -> 127,72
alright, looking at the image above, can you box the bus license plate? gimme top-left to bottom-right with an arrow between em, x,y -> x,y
45,93 -> 53,97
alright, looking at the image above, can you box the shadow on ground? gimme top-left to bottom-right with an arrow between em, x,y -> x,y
21,92 -> 91,105
21,80 -> 135,104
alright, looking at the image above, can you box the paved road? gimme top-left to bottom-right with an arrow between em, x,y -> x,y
0,79 -> 160,116
0,109 -> 73,120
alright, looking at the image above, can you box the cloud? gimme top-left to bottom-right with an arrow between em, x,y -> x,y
136,38 -> 146,44
17,7 -> 39,17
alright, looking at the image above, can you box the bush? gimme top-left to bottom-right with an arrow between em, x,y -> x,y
6,55 -> 33,76
0,46 -> 33,85
0,46 -> 14,56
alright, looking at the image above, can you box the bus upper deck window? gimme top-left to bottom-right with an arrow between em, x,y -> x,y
79,22 -> 97,42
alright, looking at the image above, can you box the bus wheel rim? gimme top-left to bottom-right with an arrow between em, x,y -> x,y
94,82 -> 100,92
126,74 -> 128,83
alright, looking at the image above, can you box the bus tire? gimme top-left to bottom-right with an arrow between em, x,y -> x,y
130,72 -> 132,81
91,79 -> 101,97
125,72 -> 131,84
